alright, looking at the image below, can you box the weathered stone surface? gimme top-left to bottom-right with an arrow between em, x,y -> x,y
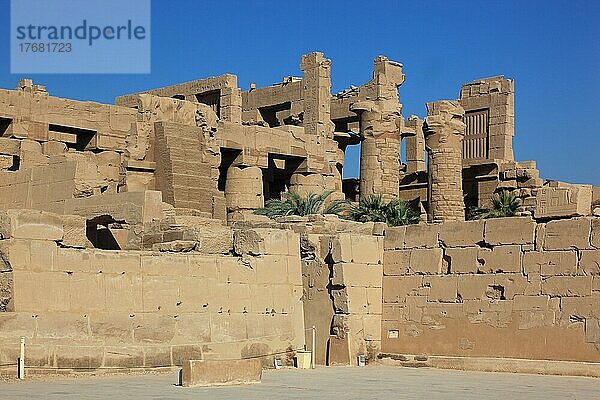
409,248 -> 443,274
541,276 -> 592,297
153,240 -> 197,252
445,247 -> 478,274
484,217 -> 535,245
4,210 -> 63,241
544,218 -> 592,250
439,220 -> 484,247
477,245 -> 521,273
522,250 -> 577,276
180,359 -> 262,387
404,224 -> 440,249
535,184 -> 593,219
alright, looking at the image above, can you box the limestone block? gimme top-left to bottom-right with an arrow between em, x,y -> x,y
5,209 -> 64,241
0,154 -> 12,170
457,275 -> 495,300
382,276 -> 423,303
54,247 -> 93,273
517,310 -> 555,330
585,318 -> 600,343
544,218 -> 592,250
60,215 -> 90,248
55,345 -> 104,369
253,255 -> 288,284
404,223 -> 440,248
42,140 -> 67,155
405,295 -> 427,322
0,137 -> 21,155
133,313 -> 177,343
541,276 -> 592,297
104,346 -> 145,368
445,247 -> 478,274
513,294 -> 549,311
535,184 -> 593,219
233,228 -> 293,256
105,274 -> 142,312
153,240 -> 197,252
366,287 -> 382,314
141,275 -> 180,312
592,219 -> 600,248
438,220 -> 484,247
522,250 -> 577,276
409,248 -> 443,274
560,296 -> 600,320
383,249 -> 411,276
363,314 -> 382,341
494,273 -> 528,299
186,226 -> 233,254
477,245 -> 521,273
384,226 -> 405,250
484,217 -> 535,245
424,276 -> 458,302
174,314 -> 212,343
143,346 -> 172,367
346,286 -> 368,314
187,254 -> 219,279
141,253 -> 190,276
580,250 -> 600,275
328,335 -> 352,365
334,263 -> 383,288
336,234 -> 383,264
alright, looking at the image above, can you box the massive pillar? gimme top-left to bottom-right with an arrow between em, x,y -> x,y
299,52 -> 342,199
225,166 -> 264,212
300,52 -> 333,139
423,101 -> 466,222
352,56 -> 405,201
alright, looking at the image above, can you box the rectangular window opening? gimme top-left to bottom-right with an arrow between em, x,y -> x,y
49,124 -> 96,151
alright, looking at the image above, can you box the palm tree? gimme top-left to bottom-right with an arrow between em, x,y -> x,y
254,191 -> 346,218
467,190 -> 521,220
348,195 -> 388,223
348,195 -> 420,226
385,199 -> 421,226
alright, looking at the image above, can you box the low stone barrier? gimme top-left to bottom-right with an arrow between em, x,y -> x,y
180,359 -> 262,387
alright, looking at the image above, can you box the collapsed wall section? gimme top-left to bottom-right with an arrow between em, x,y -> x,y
382,216 -> 600,362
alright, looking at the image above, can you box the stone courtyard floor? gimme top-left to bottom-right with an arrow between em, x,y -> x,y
1,365 -> 599,399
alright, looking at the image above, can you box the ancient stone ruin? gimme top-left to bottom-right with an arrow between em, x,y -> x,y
0,52 -> 599,376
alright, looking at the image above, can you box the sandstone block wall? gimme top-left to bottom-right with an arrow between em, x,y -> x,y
0,212 -> 305,370
329,233 -> 384,362
382,216 -> 600,362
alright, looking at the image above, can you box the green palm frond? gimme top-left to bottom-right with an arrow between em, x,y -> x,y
466,190 -> 522,220
348,194 -> 388,223
347,195 -> 419,226
254,190 -> 344,218
385,199 -> 421,226
323,199 -> 348,215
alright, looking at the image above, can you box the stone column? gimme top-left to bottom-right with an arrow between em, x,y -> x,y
225,166 -> 264,212
352,101 -> 401,201
423,100 -> 466,222
351,56 -> 405,202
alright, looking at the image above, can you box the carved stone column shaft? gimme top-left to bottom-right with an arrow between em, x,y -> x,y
423,100 -> 466,222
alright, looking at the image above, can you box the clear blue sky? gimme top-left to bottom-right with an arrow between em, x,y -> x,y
1,0 -> 598,184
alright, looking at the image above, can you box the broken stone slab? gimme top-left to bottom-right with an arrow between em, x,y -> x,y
534,184 -> 593,219
1,209 -> 64,241
152,240 -> 197,252
179,359 -> 262,387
